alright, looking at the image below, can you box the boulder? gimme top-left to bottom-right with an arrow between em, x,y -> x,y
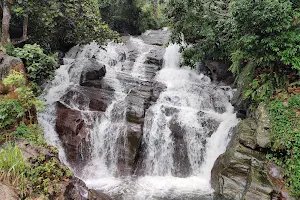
55,102 -> 91,165
0,53 -> 25,94
64,177 -> 88,200
255,103 -> 271,149
231,62 -> 256,116
140,29 -> 171,46
169,116 -> 192,177
88,190 -> 112,200
206,61 -> 234,85
211,128 -> 274,200
60,87 -> 114,112
211,103 -> 290,200
79,59 -> 106,88
145,47 -> 165,67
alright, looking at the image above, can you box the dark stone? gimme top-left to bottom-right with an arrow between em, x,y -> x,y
55,102 -> 91,166
0,53 -> 25,94
79,59 -> 106,88
206,61 -> 234,85
169,116 -> 192,177
88,190 -> 112,200
231,61 -> 256,116
60,87 -> 114,112
64,176 -> 88,200
197,62 -> 211,76
145,47 -> 165,66
140,29 -> 171,46
236,110 -> 247,119
211,103 -> 292,200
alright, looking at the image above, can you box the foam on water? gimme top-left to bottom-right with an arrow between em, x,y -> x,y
39,33 -> 239,199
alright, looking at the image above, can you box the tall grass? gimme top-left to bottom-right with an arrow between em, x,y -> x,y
0,143 -> 29,197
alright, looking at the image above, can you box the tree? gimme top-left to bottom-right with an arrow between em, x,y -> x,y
1,0 -> 118,50
2,0 -> 12,45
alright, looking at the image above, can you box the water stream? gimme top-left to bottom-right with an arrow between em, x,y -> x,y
39,30 -> 239,200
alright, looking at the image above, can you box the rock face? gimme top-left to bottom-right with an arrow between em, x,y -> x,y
231,62 -> 256,116
56,102 -> 91,166
88,190 -> 113,200
0,53 -> 25,94
55,31 -> 167,176
79,59 -> 106,88
211,103 -> 292,200
205,61 -> 234,85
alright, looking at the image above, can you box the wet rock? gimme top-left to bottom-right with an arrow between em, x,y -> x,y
145,47 -> 165,67
231,62 -> 256,115
60,87 -> 114,112
64,176 -> 88,200
79,59 -> 106,88
118,122 -> 143,176
197,62 -> 211,76
206,61 -> 234,85
125,89 -> 147,124
237,118 -> 257,150
211,129 -> 273,200
140,29 -> 171,46
0,183 -> 18,200
169,116 -> 192,177
255,103 -> 271,148
211,103 -> 290,200
56,102 -> 91,165
88,190 -> 112,200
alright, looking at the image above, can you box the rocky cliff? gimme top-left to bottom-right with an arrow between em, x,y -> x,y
211,102 -> 293,199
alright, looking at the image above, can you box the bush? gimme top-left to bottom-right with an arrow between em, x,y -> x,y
0,71 -> 43,129
10,44 -> 58,86
269,94 -> 300,197
14,123 -> 45,146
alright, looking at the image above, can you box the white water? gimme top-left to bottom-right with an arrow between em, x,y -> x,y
39,32 -> 239,199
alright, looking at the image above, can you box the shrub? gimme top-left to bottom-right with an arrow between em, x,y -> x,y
10,44 -> 58,86
0,71 -> 43,129
269,94 -> 300,197
14,123 -> 45,146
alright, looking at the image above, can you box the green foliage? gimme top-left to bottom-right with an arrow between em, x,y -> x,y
0,143 -> 72,198
10,44 -> 57,86
100,0 -> 166,35
9,0 -> 118,51
243,72 -> 288,106
0,71 -> 43,129
2,70 -> 26,87
14,123 -> 45,146
0,98 -> 24,129
167,0 -> 300,72
269,94 -> 300,197
26,156 -> 72,197
167,0 -> 234,66
230,0 -> 300,75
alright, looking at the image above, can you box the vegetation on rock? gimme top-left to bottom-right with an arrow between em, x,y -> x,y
167,0 -> 300,197
268,92 -> 300,196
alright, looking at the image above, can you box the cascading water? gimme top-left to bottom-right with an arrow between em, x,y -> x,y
39,30 -> 239,200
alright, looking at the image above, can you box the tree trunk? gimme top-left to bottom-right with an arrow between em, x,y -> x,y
2,0 -> 12,45
22,14 -> 28,40
154,0 -> 158,19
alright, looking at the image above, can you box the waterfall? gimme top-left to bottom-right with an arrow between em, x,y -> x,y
39,30 -> 239,200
